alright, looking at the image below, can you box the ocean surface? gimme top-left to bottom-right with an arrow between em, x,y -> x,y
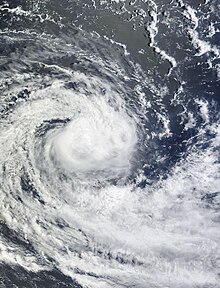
0,0 -> 220,287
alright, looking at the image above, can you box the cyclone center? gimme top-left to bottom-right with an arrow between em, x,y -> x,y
50,98 -> 137,178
